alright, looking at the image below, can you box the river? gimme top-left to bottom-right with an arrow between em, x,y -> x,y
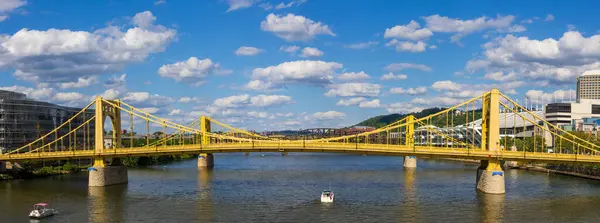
2,153 -> 600,222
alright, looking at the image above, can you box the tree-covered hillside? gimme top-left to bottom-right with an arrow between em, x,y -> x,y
355,107 -> 483,128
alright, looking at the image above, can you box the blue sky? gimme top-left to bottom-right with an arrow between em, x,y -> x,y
0,0 -> 599,131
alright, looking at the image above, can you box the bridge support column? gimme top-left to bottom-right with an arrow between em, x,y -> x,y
403,156 -> 417,168
89,158 -> 128,187
198,153 -> 214,168
476,160 -> 505,194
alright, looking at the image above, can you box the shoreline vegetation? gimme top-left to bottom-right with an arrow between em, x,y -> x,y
0,154 -> 197,181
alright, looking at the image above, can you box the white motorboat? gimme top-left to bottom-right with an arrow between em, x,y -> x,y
29,203 -> 55,219
321,190 -> 334,203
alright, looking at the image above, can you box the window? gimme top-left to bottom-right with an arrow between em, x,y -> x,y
546,103 -> 571,113
593,105 -> 600,114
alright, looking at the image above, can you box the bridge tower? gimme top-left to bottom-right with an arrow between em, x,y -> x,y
198,116 -> 214,168
89,97 -> 128,187
476,88 -> 505,194
403,115 -> 417,168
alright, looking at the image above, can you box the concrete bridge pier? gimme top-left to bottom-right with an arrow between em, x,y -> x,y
89,158 -> 128,187
198,153 -> 214,168
476,160 -> 505,194
403,156 -> 417,168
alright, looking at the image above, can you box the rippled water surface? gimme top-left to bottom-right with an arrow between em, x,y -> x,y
2,153 -> 600,222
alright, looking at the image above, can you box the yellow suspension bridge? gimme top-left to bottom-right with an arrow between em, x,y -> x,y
1,89 -> 599,193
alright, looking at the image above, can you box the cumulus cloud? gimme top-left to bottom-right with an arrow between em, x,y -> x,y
158,57 -> 228,86
336,97 -> 366,106
104,74 -> 127,88
385,63 -> 432,72
300,47 -> 324,57
325,83 -> 381,97
2,11 -> 175,85
225,0 -> 256,12
260,13 -> 335,41
344,41 -> 378,49
338,71 -> 370,82
59,76 -> 98,89
381,72 -> 407,80
431,80 -> 462,91
384,20 -> 433,40
466,31 -> 600,84
101,89 -> 121,100
213,94 -> 293,108
387,103 -> 425,114
359,99 -> 381,108
545,14 -> 554,21
0,0 -> 26,22
235,46 -> 263,56
248,60 -> 343,90
386,39 -> 427,52
122,92 -> 175,107
484,71 -> 517,81
0,85 -> 54,100
525,89 -> 576,104
2,11 -> 175,84
312,111 -> 345,120
280,45 -> 300,53
390,87 -> 427,95
424,14 -> 515,35
178,96 -> 202,103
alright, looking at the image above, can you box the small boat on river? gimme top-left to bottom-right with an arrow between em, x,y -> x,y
321,190 -> 334,203
29,203 -> 55,219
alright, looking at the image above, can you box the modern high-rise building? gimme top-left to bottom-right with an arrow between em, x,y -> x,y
0,90 -> 94,153
576,70 -> 600,104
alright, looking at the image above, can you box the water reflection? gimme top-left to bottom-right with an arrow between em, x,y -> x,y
88,185 -> 127,223
400,168 -> 419,222
477,192 -> 505,223
197,167 -> 214,222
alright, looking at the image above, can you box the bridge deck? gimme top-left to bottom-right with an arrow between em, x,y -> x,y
2,143 -> 599,164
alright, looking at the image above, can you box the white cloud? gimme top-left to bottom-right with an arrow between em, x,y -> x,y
312,111 -> 345,120
235,46 -> 263,56
411,97 -> 462,107
325,83 -> 381,97
424,14 -> 515,35
247,111 -> 269,118
260,13 -> 335,41
122,92 -> 175,107
158,57 -> 226,86
1,11 -> 176,84
386,40 -> 427,52
508,25 -> 526,33
280,45 -> 300,53
101,89 -> 121,100
359,99 -> 381,108
53,92 -> 87,102
390,87 -> 427,95
154,0 -> 166,5
484,71 -> 517,81
338,71 -> 370,82
104,74 -> 127,88
336,97 -> 366,106
225,0 -> 255,12
431,80 -> 462,91
178,97 -> 201,103
545,14 -> 554,21
59,76 -> 98,89
132,11 -> 156,28
381,72 -> 407,80
140,107 -> 160,114
275,112 -> 294,117
249,60 -> 343,90
525,89 -> 575,103
213,94 -> 293,108
300,47 -> 324,57
387,103 -> 425,114
169,109 -> 184,116
466,31 -> 600,83
274,0 -> 307,9
385,63 -> 432,72
384,20 -> 433,40
0,0 -> 26,22
344,41 -> 378,49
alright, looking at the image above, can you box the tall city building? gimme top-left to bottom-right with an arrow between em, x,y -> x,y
0,90 -> 94,153
576,70 -> 600,104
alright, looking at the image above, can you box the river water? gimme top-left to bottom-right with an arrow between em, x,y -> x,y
2,153 -> 600,223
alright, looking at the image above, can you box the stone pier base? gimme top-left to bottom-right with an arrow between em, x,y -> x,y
403,156 -> 417,168
198,153 -> 214,168
476,160 -> 505,194
89,166 -> 128,187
